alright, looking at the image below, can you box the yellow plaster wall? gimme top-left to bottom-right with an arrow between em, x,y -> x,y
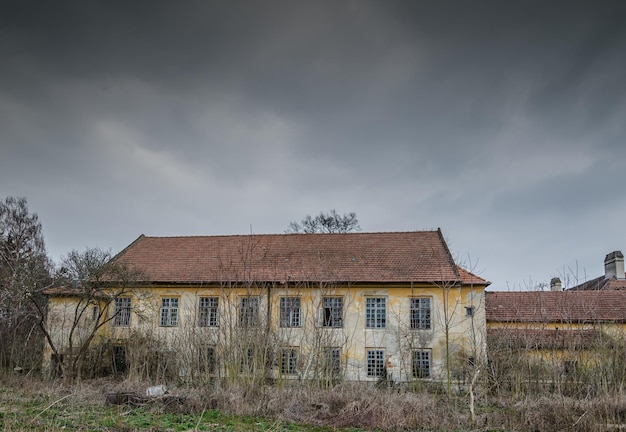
46,282 -> 487,382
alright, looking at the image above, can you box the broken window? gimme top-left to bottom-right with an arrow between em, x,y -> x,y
322,297 -> 343,327
367,349 -> 385,377
113,298 -> 131,327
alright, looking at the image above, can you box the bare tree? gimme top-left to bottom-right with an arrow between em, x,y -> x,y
32,247 -> 143,382
0,196 -> 52,372
286,210 -> 361,234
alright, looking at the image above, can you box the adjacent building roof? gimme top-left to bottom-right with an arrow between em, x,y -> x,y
567,275 -> 626,291
486,291 -> 626,324
111,230 -> 489,285
487,328 -> 602,350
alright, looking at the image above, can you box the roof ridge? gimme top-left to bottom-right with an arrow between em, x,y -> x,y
139,230 -> 441,240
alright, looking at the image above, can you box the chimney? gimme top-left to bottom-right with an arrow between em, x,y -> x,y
604,251 -> 625,279
550,277 -> 562,291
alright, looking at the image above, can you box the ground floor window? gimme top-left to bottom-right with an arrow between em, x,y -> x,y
198,346 -> 216,374
323,347 -> 341,377
281,347 -> 298,375
366,349 -> 385,377
412,349 -> 431,378
112,345 -> 127,374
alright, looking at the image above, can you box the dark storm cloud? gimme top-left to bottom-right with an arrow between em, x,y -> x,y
1,0 -> 625,288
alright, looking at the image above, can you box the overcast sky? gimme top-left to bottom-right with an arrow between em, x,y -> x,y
1,0 -> 625,290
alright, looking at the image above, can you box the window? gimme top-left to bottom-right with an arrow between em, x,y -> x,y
564,359 -> 577,376
240,347 -> 255,373
92,305 -> 99,321
412,350 -> 431,378
112,345 -> 127,374
113,298 -> 131,327
410,298 -> 431,330
465,306 -> 475,317
280,297 -> 301,327
366,297 -> 386,328
367,350 -> 385,377
199,346 -> 216,374
322,297 -> 343,327
281,348 -> 298,375
198,297 -> 219,327
323,347 -> 341,377
239,297 -> 259,327
160,298 -> 179,327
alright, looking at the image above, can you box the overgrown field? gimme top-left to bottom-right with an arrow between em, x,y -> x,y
0,376 -> 345,431
3,374 -> 626,431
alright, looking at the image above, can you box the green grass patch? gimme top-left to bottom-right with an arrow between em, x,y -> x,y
0,381 -> 363,432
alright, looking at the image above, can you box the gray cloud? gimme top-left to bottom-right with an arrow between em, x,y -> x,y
1,0 -> 625,288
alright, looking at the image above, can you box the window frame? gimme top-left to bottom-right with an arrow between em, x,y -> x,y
323,347 -> 341,377
239,296 -> 260,327
113,297 -> 131,327
321,296 -> 343,328
410,297 -> 431,330
198,296 -> 219,327
465,306 -> 475,317
198,345 -> 217,374
280,297 -> 301,328
111,344 -> 128,374
365,297 -> 387,329
160,297 -> 179,327
366,349 -> 386,378
411,349 -> 431,378
281,347 -> 299,375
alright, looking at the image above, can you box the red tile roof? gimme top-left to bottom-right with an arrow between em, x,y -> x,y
456,266 -> 487,285
111,231 -> 490,285
568,275 -> 626,291
487,328 -> 602,350
486,290 -> 626,323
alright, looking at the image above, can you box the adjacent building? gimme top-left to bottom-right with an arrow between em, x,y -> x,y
485,251 -> 626,371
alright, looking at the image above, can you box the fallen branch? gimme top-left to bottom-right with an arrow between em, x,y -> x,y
31,393 -> 73,423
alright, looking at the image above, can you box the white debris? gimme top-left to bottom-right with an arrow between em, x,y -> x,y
146,385 -> 167,397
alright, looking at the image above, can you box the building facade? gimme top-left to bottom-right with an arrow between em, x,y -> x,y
44,230 -> 489,383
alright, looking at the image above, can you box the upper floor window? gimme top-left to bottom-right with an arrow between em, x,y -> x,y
465,306 -> 475,317
113,297 -> 131,327
280,297 -> 301,327
198,297 -> 219,327
366,349 -> 385,377
365,297 -> 386,328
160,298 -> 179,327
239,297 -> 259,327
322,297 -> 343,327
410,297 -> 431,330
412,349 -> 431,378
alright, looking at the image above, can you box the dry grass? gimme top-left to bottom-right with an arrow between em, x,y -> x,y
4,373 -> 626,431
